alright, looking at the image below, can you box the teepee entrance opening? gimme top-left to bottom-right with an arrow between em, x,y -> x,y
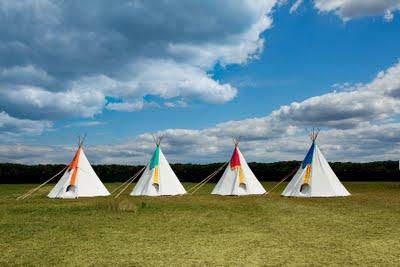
238,183 -> 247,194
299,183 -> 310,194
152,183 -> 160,192
66,185 -> 76,193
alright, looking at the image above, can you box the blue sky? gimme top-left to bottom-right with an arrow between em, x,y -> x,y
1,0 -> 400,164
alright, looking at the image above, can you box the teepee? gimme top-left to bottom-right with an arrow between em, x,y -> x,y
212,139 -> 266,195
130,136 -> 186,196
48,137 -> 110,199
281,129 -> 350,197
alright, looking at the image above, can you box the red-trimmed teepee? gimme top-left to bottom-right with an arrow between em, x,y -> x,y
212,139 -> 266,195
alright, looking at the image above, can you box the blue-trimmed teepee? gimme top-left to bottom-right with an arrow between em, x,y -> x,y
282,129 -> 350,197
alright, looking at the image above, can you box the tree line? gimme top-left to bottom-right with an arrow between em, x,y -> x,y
0,161 -> 398,184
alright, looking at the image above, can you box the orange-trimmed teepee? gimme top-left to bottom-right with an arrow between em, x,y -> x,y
48,136 -> 110,198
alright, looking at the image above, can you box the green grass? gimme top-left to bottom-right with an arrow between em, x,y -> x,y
0,182 -> 399,266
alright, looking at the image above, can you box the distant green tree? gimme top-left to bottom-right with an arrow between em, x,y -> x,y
0,161 -> 398,184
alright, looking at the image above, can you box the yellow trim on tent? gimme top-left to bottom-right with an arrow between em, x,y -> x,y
238,166 -> 245,185
152,166 -> 159,185
303,164 -> 311,185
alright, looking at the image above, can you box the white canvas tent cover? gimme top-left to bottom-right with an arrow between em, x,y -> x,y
212,141 -> 266,195
281,130 -> 350,197
48,142 -> 110,199
130,138 -> 186,196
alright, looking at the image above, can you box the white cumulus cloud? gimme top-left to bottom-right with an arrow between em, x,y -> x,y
0,111 -> 51,140
0,0 -> 278,121
313,0 -> 400,21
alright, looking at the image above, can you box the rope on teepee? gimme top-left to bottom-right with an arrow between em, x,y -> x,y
110,166 -> 146,195
187,162 -> 228,195
17,165 -> 68,200
266,166 -> 299,195
114,166 -> 146,198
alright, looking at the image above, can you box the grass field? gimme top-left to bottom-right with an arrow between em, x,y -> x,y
1,182 -> 399,266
